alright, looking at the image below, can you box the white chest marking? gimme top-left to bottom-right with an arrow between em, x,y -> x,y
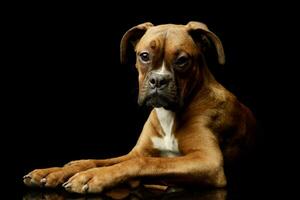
151,108 -> 180,157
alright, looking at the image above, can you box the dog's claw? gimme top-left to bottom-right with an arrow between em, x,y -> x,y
23,174 -> 32,185
63,182 -> 72,189
23,174 -> 31,179
62,182 -> 68,187
40,178 -> 46,184
82,184 -> 89,193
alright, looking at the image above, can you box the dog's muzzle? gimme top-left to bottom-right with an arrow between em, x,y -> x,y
140,73 -> 178,110
148,73 -> 171,90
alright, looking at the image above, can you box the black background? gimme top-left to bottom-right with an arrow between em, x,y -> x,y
7,1 -> 297,199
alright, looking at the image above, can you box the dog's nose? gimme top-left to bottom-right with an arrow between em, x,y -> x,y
149,74 -> 171,89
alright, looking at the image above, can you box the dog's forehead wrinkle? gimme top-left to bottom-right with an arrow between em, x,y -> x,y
142,26 -> 186,45
138,27 -> 193,58
166,31 -> 194,47
147,24 -> 182,33
137,33 -> 165,53
150,40 -> 156,49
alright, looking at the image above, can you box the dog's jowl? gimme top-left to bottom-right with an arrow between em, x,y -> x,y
23,21 -> 256,194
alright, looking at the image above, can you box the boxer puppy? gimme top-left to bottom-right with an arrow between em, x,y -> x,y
24,21 -> 256,194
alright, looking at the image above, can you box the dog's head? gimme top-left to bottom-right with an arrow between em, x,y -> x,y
121,21 -> 225,111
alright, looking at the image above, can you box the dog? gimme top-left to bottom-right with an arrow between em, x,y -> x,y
23,21 -> 256,194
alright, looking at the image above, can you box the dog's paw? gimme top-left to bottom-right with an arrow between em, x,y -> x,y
23,167 -> 64,187
63,167 -> 120,194
23,160 -> 97,188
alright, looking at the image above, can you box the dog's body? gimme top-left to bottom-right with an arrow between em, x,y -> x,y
24,22 -> 255,194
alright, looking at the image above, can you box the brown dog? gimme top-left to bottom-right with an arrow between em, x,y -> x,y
23,21 -> 255,194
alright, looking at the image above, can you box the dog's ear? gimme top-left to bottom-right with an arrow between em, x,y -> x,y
186,21 -> 225,65
120,22 -> 154,64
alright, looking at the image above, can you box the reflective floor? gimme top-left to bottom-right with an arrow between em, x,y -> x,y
22,189 -> 226,200
21,186 -> 259,200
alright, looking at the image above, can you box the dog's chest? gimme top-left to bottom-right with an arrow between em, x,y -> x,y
151,108 -> 180,157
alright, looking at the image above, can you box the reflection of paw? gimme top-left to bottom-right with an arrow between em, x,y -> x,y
63,167 -> 119,194
23,192 -> 65,200
23,167 -> 64,187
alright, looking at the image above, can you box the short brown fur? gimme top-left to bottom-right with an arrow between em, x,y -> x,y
24,22 -> 255,194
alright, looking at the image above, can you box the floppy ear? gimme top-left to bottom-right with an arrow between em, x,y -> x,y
185,21 -> 225,65
120,22 -> 154,64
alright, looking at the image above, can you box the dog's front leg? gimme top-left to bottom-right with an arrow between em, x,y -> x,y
23,152 -> 137,188
64,151 -> 226,194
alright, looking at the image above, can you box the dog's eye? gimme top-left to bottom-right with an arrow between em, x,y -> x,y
175,56 -> 189,67
139,52 -> 150,62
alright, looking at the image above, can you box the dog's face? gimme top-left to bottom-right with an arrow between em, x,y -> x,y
121,22 -> 225,110
135,25 -> 202,110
